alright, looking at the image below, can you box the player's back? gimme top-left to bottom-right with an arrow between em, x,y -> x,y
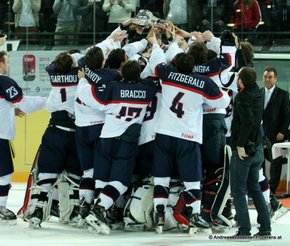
99,78 -> 158,139
75,65 -> 122,127
155,63 -> 229,144
46,62 -> 79,115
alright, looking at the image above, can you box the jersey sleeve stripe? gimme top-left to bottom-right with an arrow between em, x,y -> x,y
91,84 -> 107,105
11,95 -> 23,103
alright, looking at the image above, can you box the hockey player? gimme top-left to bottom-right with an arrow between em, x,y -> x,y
147,32 -> 230,234
75,46 -> 122,224
184,30 -> 250,230
77,60 -> 158,234
26,52 -> 82,228
0,50 -> 47,224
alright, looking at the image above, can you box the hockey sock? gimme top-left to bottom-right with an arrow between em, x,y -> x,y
0,173 -> 12,207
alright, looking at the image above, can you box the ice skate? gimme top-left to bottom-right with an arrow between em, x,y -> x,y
154,205 -> 165,234
0,206 -> 17,225
270,196 -> 288,221
27,207 -> 43,228
85,202 -> 111,235
106,206 -> 123,230
68,205 -> 79,225
77,198 -> 91,228
187,208 -> 210,235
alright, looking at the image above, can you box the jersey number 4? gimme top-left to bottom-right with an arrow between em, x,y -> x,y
116,106 -> 142,122
170,92 -> 185,118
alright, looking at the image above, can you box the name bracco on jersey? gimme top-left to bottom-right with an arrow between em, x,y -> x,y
77,77 -> 158,138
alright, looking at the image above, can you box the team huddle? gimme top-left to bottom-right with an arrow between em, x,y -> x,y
0,11 -> 287,237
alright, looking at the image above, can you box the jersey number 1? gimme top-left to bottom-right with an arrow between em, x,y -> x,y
170,92 -> 185,118
60,88 -> 66,102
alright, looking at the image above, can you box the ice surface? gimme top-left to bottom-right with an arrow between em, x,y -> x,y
1,183 -> 290,246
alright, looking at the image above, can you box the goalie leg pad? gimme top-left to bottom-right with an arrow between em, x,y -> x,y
201,145 -> 232,229
58,172 -> 80,223
23,177 -> 57,223
123,178 -> 154,231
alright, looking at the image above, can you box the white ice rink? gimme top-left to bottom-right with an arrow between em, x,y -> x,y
2,183 -> 290,246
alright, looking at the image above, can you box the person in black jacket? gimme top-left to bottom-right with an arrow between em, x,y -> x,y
230,67 -> 271,238
262,66 -> 290,194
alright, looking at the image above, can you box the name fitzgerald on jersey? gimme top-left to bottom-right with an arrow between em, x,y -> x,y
120,90 -> 146,98
168,72 -> 205,88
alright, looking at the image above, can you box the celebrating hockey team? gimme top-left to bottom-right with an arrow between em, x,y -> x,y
1,6 -> 289,241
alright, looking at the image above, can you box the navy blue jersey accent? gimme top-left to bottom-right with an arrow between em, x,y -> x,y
156,64 -> 222,99
77,56 -> 85,67
92,77 -> 159,105
78,56 -> 122,85
46,63 -> 79,87
85,66 -> 121,85
194,53 -> 232,77
0,75 -> 23,103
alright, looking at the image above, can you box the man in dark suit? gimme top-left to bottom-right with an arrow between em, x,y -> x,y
262,66 -> 290,195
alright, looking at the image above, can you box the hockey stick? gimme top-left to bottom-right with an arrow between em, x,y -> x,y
17,147 -> 40,218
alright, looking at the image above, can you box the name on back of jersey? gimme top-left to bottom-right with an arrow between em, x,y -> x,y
85,66 -> 102,84
194,65 -> 210,74
168,72 -> 205,88
120,89 -> 146,99
50,74 -> 78,86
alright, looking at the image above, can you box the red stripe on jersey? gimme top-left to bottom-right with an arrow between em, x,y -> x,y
51,84 -> 78,87
155,66 -> 159,77
153,195 -> 169,199
91,84 -> 150,105
91,84 -> 106,105
11,95 -> 23,103
76,97 -> 86,106
0,95 -> 4,98
226,53 -> 232,67
162,81 -> 223,99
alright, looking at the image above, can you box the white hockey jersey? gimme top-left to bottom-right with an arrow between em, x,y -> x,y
155,64 -> 230,143
149,44 -> 230,144
45,61 -> 79,115
0,75 -> 46,140
138,86 -> 162,146
75,57 -> 122,127
194,46 -> 237,115
77,78 -> 158,138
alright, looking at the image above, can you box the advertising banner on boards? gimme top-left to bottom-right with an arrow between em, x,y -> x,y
9,51 -> 60,97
